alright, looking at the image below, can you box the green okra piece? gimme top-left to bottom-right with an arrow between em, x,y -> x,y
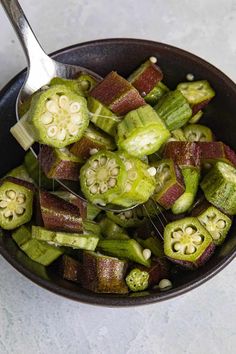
164,217 -> 215,269
99,217 -> 130,240
76,73 -> 98,96
61,255 -> 83,283
32,225 -> 99,251
12,85 -> 89,150
135,236 -> 164,258
197,205 -> 232,245
144,81 -> 170,106
188,110 -> 203,124
98,239 -> 151,267
154,90 -> 192,131
87,96 -> 121,137
50,77 -> 84,96
106,205 -> 147,228
125,268 -> 149,292
79,150 -> 127,206
200,161 -> 236,215
171,167 -> 200,214
0,179 -> 33,230
6,165 -> 34,183
177,80 -> 215,105
111,151 -> 156,207
117,105 -> 170,158
12,225 -> 63,266
183,124 -> 213,142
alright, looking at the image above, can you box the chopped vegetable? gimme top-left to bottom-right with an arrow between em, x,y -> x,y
183,124 -> 213,142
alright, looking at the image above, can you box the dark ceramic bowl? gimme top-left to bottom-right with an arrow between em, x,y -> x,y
1,38 -> 236,306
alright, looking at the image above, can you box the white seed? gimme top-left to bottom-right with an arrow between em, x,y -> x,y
125,183 -> 132,192
216,220 -> 226,229
59,95 -> 69,109
68,123 -> 79,136
149,56 -> 157,64
15,206 -> 25,215
142,248 -> 151,260
90,185 -> 98,194
89,148 -> 98,155
173,242 -> 181,251
120,215 -> 126,220
185,245 -> 196,254
100,157 -> 107,166
4,210 -> 13,218
46,100 -> 59,114
159,279 -> 172,291
91,160 -> 99,169
69,102 -> 81,113
86,169 -> 95,177
0,200 -> 7,208
47,125 -> 57,137
147,167 -> 156,176
186,73 -> 194,81
108,178 -> 116,187
128,171 -> 138,181
185,227 -> 195,235
16,196 -> 25,204
125,162 -> 133,171
80,80 -> 90,90
57,129 -> 67,141
100,183 -> 108,194
41,112 -> 53,125
71,113 -> 82,125
213,233 -> 221,240
172,231 -> 182,240
86,178 -> 95,186
107,159 -> 116,168
111,167 -> 119,176
192,234 -> 202,244
124,210 -> 133,218
6,190 -> 16,200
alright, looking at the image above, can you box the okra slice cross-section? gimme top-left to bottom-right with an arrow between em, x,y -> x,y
80,150 -> 127,206
30,85 -> 89,148
184,124 -> 213,142
164,217 -> 215,269
0,179 -> 33,230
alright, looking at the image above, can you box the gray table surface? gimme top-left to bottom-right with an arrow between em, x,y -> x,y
0,1 -> 236,353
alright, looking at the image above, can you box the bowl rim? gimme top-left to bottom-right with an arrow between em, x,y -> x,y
1,37 -> 236,307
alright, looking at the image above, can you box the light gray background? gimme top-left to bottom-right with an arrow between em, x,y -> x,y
0,1 -> 236,353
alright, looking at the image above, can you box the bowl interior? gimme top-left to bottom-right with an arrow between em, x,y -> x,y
1,38 -> 236,306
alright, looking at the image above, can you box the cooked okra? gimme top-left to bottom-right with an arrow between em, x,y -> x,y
199,141 -> 236,167
144,81 -> 169,106
99,217 -> 130,240
184,124 -> 213,142
106,205 -> 147,228
177,80 -> 215,106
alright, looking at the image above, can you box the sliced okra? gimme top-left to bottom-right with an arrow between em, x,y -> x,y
32,226 -> 99,250
99,217 -> 130,240
164,217 -> 215,269
98,239 -> 152,267
69,124 -> 116,161
117,105 -> 170,158
24,150 -> 58,190
12,225 -> 63,266
39,191 -> 84,232
82,251 -> 128,294
198,142 -> 236,167
61,255 -> 83,283
200,161 -> 236,215
87,96 -> 121,136
177,80 -> 215,106
144,81 -> 170,106
196,205 -> 232,245
76,73 -> 98,96
111,151 -> 156,207
127,58 -> 163,96
90,71 -> 146,115
164,141 -> 201,168
0,179 -> 34,230
17,85 -> 89,149
106,205 -> 146,228
51,191 -> 87,220
126,268 -> 149,292
152,159 -> 185,209
184,124 -> 213,142
38,145 -> 82,181
168,129 -> 186,142
50,77 -> 84,96
171,167 -> 200,214
80,150 -> 127,206
6,165 -> 34,183
188,110 -> 203,124
154,90 -> 192,131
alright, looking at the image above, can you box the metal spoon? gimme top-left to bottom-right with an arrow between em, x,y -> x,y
1,0 -> 138,213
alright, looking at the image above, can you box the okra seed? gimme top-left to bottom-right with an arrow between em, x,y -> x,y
100,157 -> 107,166
59,95 -> 69,109
111,167 -> 119,176
69,102 -> 81,113
46,100 -> 59,114
185,227 -> 194,235
89,148 -> 98,155
71,113 -> 82,125
100,183 -> 108,194
57,129 -> 66,141
108,178 -> 116,187
68,123 -> 79,136
147,167 -> 156,176
16,196 -> 25,204
0,200 -> 8,208
149,56 -> 157,64
125,162 -> 133,171
185,245 -> 196,254
172,231 -> 182,240
15,206 -> 25,215
186,73 -> 194,81
41,112 -> 53,125
86,169 -> 95,177
213,233 -> 221,240
173,242 -> 181,251
128,171 -> 138,181
159,279 -> 172,291
124,210 -> 133,218
143,248 -> 151,260
90,185 -> 98,194
192,234 -> 202,244
4,210 -> 13,218
125,183 -> 132,192
47,126 -> 57,137
6,190 -> 16,200
216,220 -> 226,229
80,80 -> 90,90
86,178 -> 95,186
91,160 -> 99,168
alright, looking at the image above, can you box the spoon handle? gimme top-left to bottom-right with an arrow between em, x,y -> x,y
1,0 -> 49,66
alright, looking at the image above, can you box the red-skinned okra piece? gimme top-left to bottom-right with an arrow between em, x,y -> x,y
90,71 -> 146,115
61,255 -> 84,283
38,145 -> 82,181
51,191 -> 87,219
82,251 -> 129,294
39,191 -> 83,232
128,57 -> 163,96
198,141 -> 236,167
152,159 -> 185,209
69,124 -> 116,161
164,141 -> 201,168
